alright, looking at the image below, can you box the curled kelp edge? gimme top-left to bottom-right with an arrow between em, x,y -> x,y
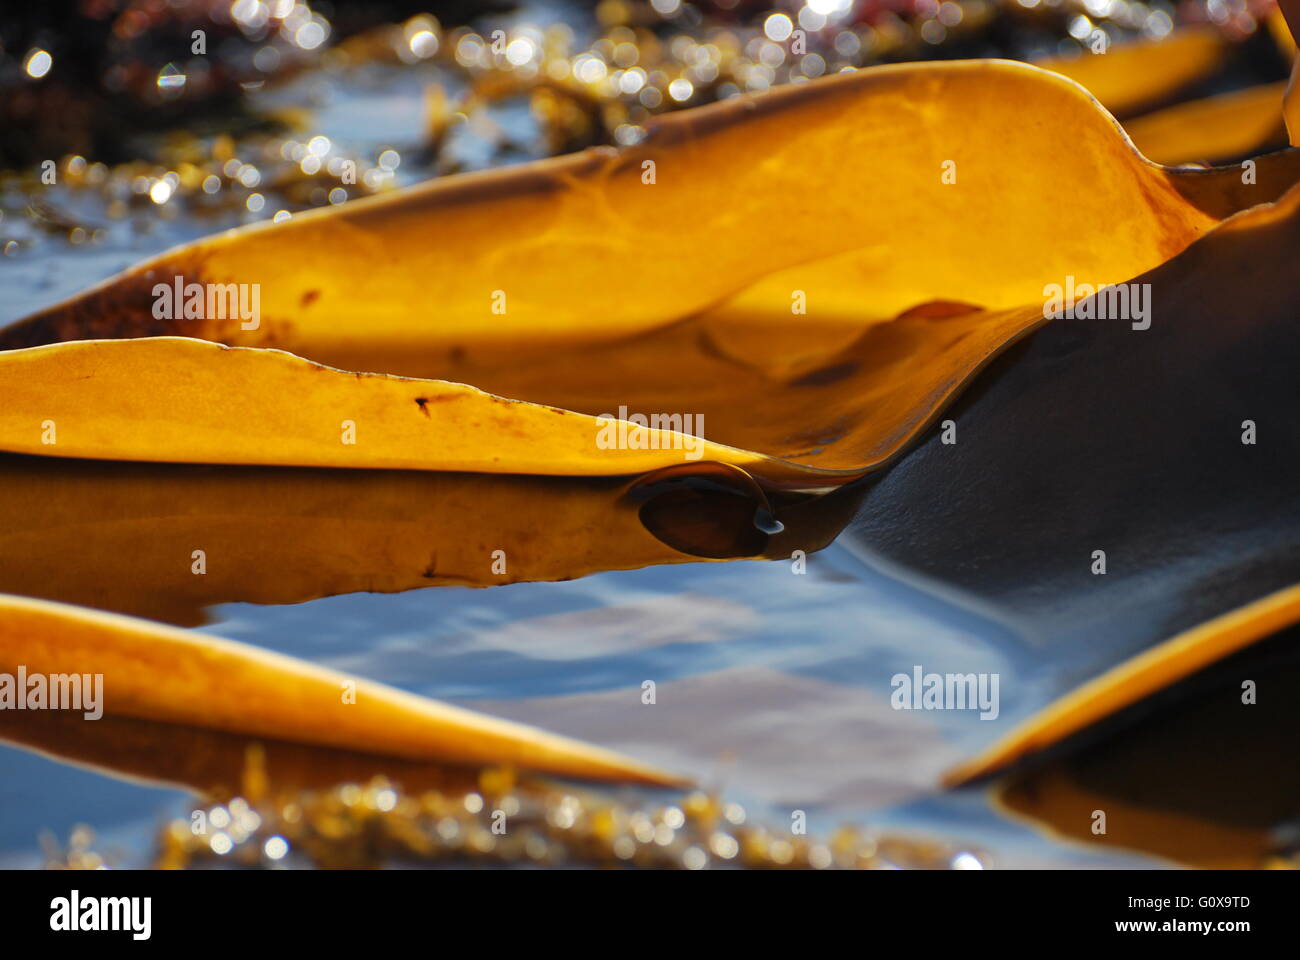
0,335 -> 842,486
1124,82 -> 1289,167
1033,25 -> 1225,118
0,306 -> 1066,481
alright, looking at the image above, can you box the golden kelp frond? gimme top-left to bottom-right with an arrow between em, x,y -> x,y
5,60 -> 1298,485
1269,5 -> 1298,60
988,620 -> 1300,868
0,336 -> 833,482
1,58 -> 1275,365
0,303 -> 1056,480
944,584 -> 1300,787
1124,82 -> 1288,165
0,457 -> 686,625
1034,27 -> 1225,117
0,454 -> 856,625
0,593 -> 686,787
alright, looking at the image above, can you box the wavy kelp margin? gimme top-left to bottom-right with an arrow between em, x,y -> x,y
3,60 -> 1300,488
1124,82 -> 1289,165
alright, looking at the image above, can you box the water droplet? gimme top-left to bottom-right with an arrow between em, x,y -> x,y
157,63 -> 187,90
753,508 -> 784,534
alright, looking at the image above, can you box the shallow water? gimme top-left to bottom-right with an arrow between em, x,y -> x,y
0,517 -> 1159,868
0,8 -> 1182,869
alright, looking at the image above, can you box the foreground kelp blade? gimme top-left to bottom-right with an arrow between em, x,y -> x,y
1124,82 -> 1288,165
0,305 -> 1054,481
0,456 -> 686,624
0,454 -> 855,625
1034,27 -> 1225,117
3,60 -> 1242,354
0,594 -> 684,786
0,338 -> 821,483
988,620 -> 1300,868
4,61 -> 1300,482
839,182 -> 1300,774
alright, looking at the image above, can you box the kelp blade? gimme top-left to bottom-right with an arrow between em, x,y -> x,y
1034,27 -> 1224,116
1124,82 -> 1287,165
0,454 -> 855,625
831,182 -> 1300,792
5,60 -> 1300,483
0,594 -> 685,787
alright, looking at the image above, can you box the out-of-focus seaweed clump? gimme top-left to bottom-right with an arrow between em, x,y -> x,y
0,0 -> 1287,259
50,761 -> 989,870
0,0 -> 508,166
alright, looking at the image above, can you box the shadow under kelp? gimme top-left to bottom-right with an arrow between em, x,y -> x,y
987,621 -> 1300,869
0,453 -> 862,626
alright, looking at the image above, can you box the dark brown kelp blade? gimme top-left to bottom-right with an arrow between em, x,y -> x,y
837,182 -> 1300,782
